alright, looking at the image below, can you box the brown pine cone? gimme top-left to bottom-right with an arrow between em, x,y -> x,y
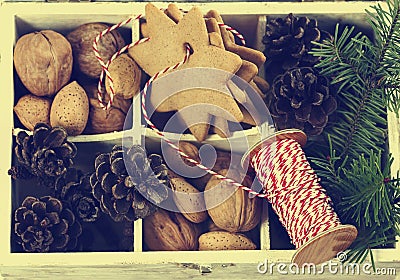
55,168 -> 100,223
90,145 -> 170,222
262,13 -> 333,82
11,123 -> 77,183
268,67 -> 337,136
14,196 -> 82,252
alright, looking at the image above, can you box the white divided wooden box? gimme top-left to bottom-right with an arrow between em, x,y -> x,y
0,1 -> 399,267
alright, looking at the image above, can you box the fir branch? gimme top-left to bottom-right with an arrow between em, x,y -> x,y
311,25 -> 387,161
369,0 -> 400,115
307,0 -> 400,266
311,151 -> 400,265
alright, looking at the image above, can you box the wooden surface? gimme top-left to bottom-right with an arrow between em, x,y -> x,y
1,262 -> 399,279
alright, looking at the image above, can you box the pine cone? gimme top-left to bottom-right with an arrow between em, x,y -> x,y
14,196 -> 82,252
11,123 -> 77,182
262,13 -> 333,82
55,168 -> 100,223
268,67 -> 337,136
90,145 -> 169,222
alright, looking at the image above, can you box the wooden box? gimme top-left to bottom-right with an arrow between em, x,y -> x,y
0,1 -> 399,267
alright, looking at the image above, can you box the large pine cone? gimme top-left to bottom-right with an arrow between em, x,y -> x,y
14,196 -> 82,252
90,145 -> 169,222
262,13 -> 332,82
55,168 -> 100,223
268,67 -> 337,136
12,123 -> 77,180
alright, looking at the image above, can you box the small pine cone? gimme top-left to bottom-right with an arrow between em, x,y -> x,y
90,145 -> 169,222
55,168 -> 100,223
13,123 -> 77,181
262,13 -> 333,81
268,67 -> 337,136
14,196 -> 82,252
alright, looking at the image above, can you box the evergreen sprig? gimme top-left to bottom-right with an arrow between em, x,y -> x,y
311,24 -> 388,161
368,0 -> 400,115
307,0 -> 400,265
313,150 -> 400,264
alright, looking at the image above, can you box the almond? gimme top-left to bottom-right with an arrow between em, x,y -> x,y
170,175 -> 208,223
105,53 -> 142,99
14,94 -> 52,131
198,231 -> 256,250
50,81 -> 89,136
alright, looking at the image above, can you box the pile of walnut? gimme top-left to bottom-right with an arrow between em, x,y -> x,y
143,141 -> 261,251
13,24 -> 140,136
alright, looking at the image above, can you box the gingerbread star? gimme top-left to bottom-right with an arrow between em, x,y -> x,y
128,3 -> 243,141
162,5 -> 261,138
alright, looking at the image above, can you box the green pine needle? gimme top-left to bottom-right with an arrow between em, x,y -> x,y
307,0 -> 400,266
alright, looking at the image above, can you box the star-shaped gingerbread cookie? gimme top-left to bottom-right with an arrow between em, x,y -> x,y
128,3 -> 243,141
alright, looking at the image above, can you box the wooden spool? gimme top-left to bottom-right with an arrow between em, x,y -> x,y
242,129 -> 358,265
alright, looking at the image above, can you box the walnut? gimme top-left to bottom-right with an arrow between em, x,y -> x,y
143,209 -> 200,251
67,23 -> 125,79
204,168 -> 261,232
83,83 -> 128,134
13,30 -> 73,97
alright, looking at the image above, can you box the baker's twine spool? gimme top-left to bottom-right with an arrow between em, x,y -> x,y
242,129 -> 358,265
93,13 -> 244,109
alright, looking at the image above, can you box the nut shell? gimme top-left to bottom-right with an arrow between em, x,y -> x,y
85,82 -> 132,114
143,209 -> 199,251
163,141 -> 202,179
199,231 -> 256,250
50,81 -> 89,136
67,23 -> 125,79
170,175 -> 208,223
205,168 -> 261,232
86,107 -> 125,134
105,54 -> 142,99
14,94 -> 52,131
14,30 -> 73,97
189,151 -> 241,191
83,83 -> 128,134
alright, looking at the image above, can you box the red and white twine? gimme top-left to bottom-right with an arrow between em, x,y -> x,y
251,139 -> 342,248
93,14 -> 145,109
218,23 -> 246,46
94,12 -> 343,248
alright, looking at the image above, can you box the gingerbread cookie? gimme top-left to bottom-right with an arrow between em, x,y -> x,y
206,10 -> 266,68
129,4 -> 243,141
203,15 -> 263,130
164,3 -> 183,23
205,17 -> 258,83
